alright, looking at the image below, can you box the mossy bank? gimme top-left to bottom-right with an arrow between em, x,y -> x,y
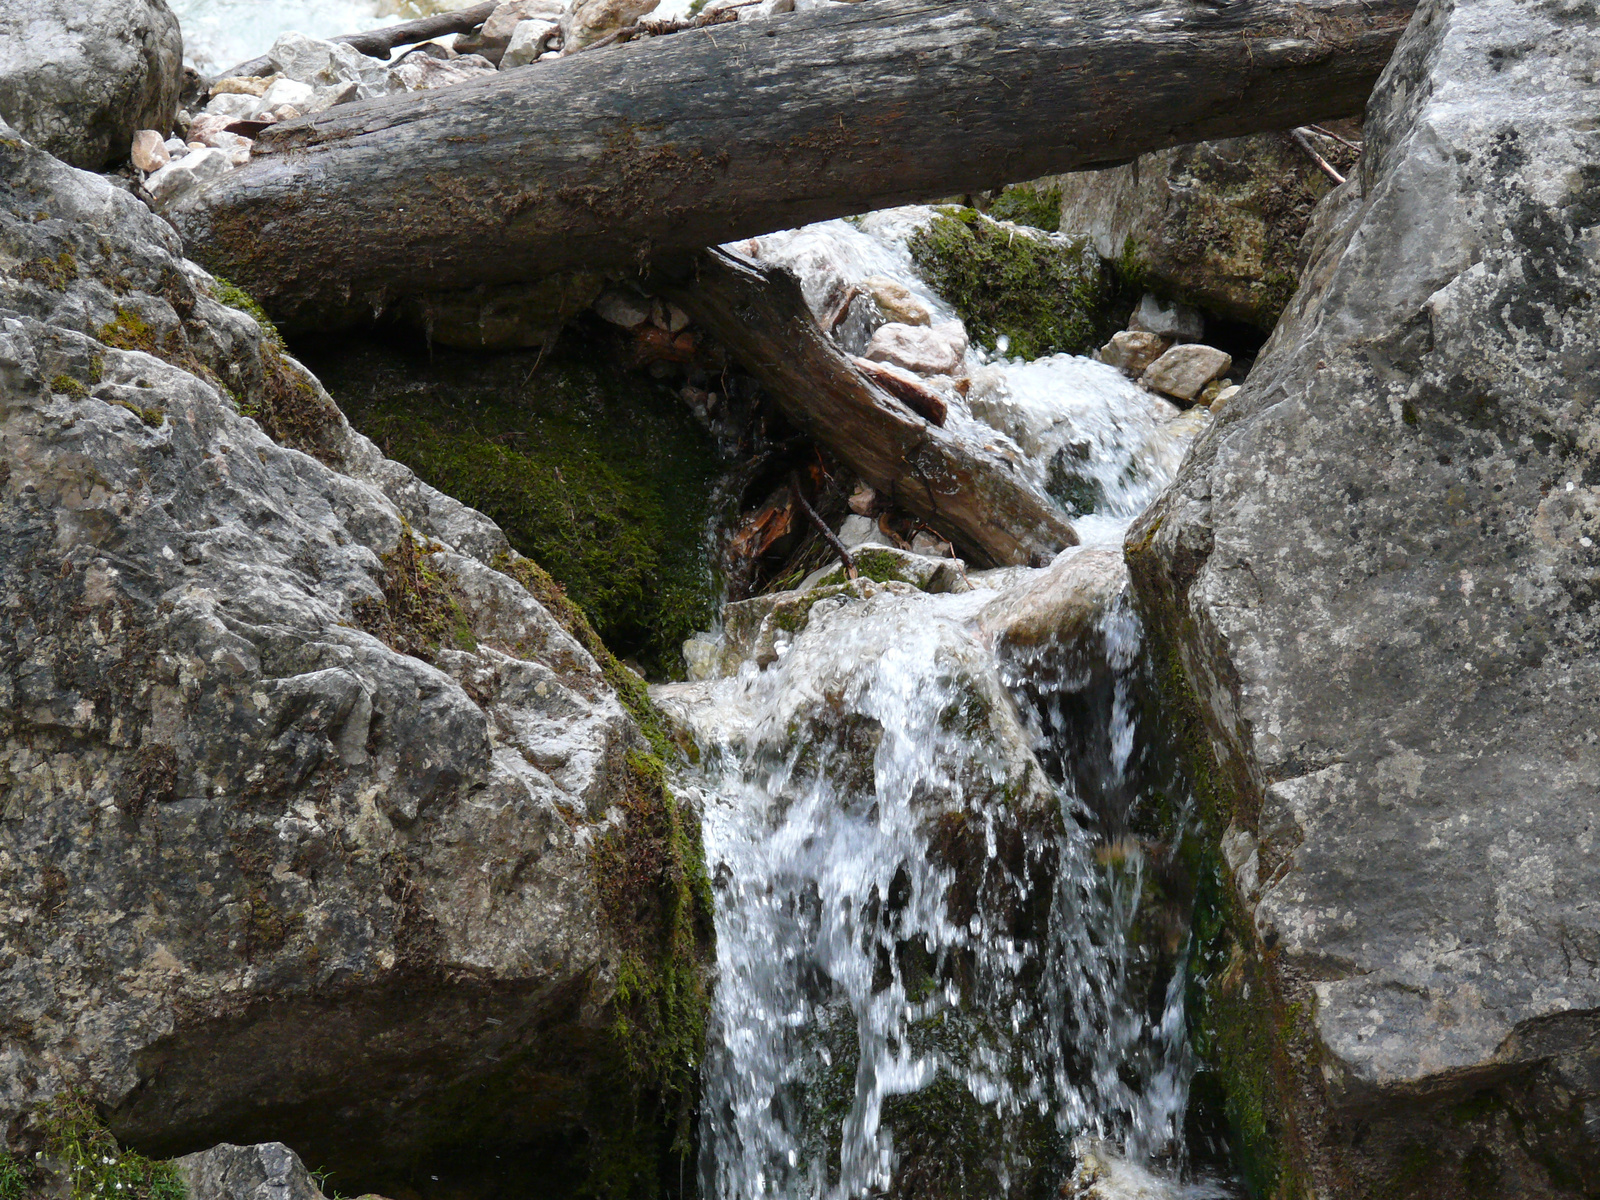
302,332 -> 733,679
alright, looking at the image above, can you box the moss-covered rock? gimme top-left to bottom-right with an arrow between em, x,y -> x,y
304,336 -> 732,679
907,207 -> 1118,359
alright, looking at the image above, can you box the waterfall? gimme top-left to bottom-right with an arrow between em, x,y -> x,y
657,207 -> 1235,1200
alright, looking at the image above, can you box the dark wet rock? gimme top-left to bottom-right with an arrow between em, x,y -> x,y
1128,0 -> 1600,1193
0,120 -> 710,1194
0,0 -> 183,170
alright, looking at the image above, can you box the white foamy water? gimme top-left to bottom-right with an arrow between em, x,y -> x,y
740,208 -> 1209,550
664,206 -> 1228,1199
169,0 -> 423,74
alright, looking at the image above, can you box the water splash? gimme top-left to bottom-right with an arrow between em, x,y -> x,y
669,206 -> 1228,1198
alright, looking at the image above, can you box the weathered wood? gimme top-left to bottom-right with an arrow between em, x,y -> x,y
174,0 -> 1414,329
667,249 -> 1077,568
217,2 -> 497,79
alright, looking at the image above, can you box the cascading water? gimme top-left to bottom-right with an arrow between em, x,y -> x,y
658,209 -> 1236,1200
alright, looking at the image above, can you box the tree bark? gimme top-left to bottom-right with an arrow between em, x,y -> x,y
665,249 -> 1077,568
173,0 -> 1414,329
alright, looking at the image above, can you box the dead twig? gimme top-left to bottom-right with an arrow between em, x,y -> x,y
1307,123 -> 1363,153
791,472 -> 857,581
1291,127 -> 1346,185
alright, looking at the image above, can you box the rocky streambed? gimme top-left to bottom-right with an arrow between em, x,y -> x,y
1,0 -> 1597,1198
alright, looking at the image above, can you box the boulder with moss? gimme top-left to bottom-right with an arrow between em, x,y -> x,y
906,207 -> 1121,360
1043,130 -> 1359,331
304,335 -> 731,680
1128,0 -> 1600,1194
0,119 -> 711,1197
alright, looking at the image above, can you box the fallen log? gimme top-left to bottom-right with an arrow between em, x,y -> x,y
172,0 -> 1413,329
666,249 -> 1077,567
217,2 -> 497,79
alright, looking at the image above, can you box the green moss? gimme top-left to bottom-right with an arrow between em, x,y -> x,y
40,1092 -> 186,1200
98,306 -> 155,354
353,524 -> 479,663
988,183 -> 1062,232
907,207 -> 1114,359
17,248 -> 77,290
590,748 -> 716,1182
210,275 -> 284,347
50,373 -> 88,399
316,340 -> 728,679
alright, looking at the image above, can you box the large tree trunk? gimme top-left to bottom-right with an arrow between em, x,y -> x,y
173,0 -> 1413,328
665,249 -> 1078,567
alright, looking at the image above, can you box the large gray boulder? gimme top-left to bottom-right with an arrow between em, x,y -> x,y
0,0 -> 182,170
178,1143 -> 327,1200
1129,0 -> 1600,1194
1051,132 -> 1355,330
0,119 -> 709,1193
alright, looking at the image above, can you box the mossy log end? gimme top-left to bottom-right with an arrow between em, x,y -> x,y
171,0 -> 1415,328
669,247 -> 1077,568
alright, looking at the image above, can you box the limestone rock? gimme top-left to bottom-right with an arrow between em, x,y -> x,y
0,119 -> 707,1192
860,274 -> 932,325
562,0 -> 662,54
265,32 -> 393,100
388,50 -> 499,91
1097,330 -> 1169,378
1138,343 -> 1229,401
456,0 -> 565,64
593,287 -> 652,329
0,0 -> 183,169
1128,0 -> 1600,1189
1053,131 -> 1355,329
500,19 -> 563,68
1127,293 -> 1203,342
178,1143 -> 326,1200
130,129 -> 168,172
143,145 -> 231,210
864,319 -> 968,376
209,75 -> 276,98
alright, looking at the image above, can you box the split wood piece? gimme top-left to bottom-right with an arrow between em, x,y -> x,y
791,471 -> 857,580
172,0 -> 1417,330
850,356 -> 948,426
217,1 -> 497,79
667,249 -> 1076,569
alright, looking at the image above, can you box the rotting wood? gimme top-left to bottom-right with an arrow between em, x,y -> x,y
172,0 -> 1417,330
667,249 -> 1077,568
217,2 -> 497,79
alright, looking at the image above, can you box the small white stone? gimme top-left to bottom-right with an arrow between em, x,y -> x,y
1140,343 -> 1232,401
864,320 -> 968,376
262,78 -> 316,111
1129,293 -> 1205,342
203,91 -> 263,119
593,288 -> 652,329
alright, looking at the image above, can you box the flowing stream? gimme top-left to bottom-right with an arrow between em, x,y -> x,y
657,212 -> 1233,1199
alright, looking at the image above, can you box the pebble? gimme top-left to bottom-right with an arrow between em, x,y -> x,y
210,74 -> 278,98
860,275 -> 932,326
1140,344 -> 1232,401
261,78 -> 316,111
130,129 -> 168,172
864,319 -> 968,376
1129,293 -> 1204,343
848,484 -> 877,516
1097,330 -> 1169,377
456,0 -> 564,64
593,288 -> 652,329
